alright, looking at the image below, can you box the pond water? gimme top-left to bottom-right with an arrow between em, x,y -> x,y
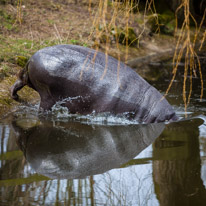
1,61 -> 206,206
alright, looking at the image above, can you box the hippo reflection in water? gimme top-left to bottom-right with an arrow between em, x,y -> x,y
12,118 -> 165,179
11,45 -> 177,123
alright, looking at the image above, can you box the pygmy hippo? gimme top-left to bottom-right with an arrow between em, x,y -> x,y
11,45 -> 178,123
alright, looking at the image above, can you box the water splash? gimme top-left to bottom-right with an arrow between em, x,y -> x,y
11,97 -> 205,126
50,105 -> 140,125
47,97 -> 140,125
75,112 -> 140,125
51,104 -> 70,119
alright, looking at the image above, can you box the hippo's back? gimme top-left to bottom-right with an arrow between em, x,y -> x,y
27,45 -> 177,123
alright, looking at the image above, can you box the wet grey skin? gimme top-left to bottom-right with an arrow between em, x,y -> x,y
11,44 -> 178,123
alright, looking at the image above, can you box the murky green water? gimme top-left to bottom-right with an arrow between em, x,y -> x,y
1,61 -> 206,206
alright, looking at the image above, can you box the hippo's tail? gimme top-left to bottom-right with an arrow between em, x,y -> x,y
11,61 -> 30,101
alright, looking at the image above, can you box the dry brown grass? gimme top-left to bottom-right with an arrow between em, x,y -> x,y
89,1 -> 205,114
15,0 -> 22,24
83,0 -> 161,83
90,0 -> 206,115
164,0 -> 206,114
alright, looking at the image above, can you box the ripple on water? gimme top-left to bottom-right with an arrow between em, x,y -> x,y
13,102 -> 140,126
11,96 -> 205,126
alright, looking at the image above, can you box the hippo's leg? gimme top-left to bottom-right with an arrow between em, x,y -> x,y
38,87 -> 56,111
39,98 -> 56,111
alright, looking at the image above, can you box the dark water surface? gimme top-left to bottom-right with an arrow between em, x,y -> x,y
1,62 -> 206,206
